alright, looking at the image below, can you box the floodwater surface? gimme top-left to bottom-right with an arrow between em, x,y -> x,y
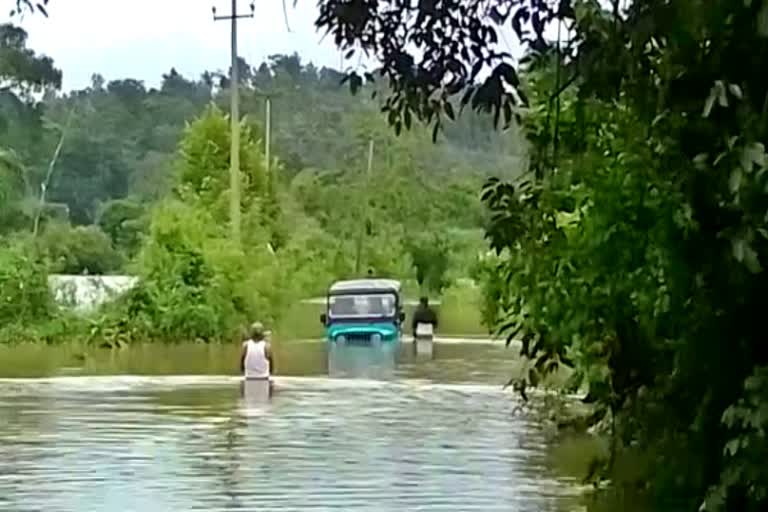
0,340 -> 586,512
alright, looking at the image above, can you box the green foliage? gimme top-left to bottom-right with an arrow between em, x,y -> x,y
96,196 -> 147,256
0,234 -> 94,345
0,147 -> 30,232
175,104 -> 265,211
95,199 -> 279,344
0,23 -> 60,98
435,281 -> 487,336
405,232 -> 452,294
0,23 -> 60,190
462,2 -> 768,509
0,237 -> 51,325
36,221 -> 122,274
85,103 -> 292,344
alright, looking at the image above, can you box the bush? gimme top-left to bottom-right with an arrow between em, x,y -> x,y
0,238 -> 53,326
94,200 -> 285,344
36,221 -> 123,274
0,314 -> 90,345
96,197 -> 147,256
0,238 -> 88,345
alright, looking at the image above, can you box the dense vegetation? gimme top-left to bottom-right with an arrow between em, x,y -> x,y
0,21 -> 517,344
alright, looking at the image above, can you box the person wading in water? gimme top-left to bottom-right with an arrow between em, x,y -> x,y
240,322 -> 275,397
412,296 -> 438,339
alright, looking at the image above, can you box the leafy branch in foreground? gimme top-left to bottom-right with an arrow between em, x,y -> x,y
316,0 -> 557,139
9,0 -> 48,17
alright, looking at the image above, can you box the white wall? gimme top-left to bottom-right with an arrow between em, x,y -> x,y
48,275 -> 138,313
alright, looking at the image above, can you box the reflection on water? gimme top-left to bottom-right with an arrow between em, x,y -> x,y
328,344 -> 398,380
0,340 -> 586,511
241,379 -> 271,409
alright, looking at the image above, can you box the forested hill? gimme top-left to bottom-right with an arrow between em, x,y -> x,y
2,46 -> 525,225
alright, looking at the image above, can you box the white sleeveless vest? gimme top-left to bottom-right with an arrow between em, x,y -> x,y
243,339 -> 270,379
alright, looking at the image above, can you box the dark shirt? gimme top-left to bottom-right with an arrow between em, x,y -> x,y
412,305 -> 438,334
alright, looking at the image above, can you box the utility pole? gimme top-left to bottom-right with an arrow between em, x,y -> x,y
265,97 -> 271,179
354,139 -> 375,275
213,0 -> 254,245
261,94 -> 275,256
252,89 -> 279,173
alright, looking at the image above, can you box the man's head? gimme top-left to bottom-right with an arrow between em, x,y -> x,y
419,296 -> 429,307
249,321 -> 266,341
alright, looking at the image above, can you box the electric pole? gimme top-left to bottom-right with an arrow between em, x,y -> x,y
213,0 -> 254,245
265,97 -> 271,179
252,88 -> 281,198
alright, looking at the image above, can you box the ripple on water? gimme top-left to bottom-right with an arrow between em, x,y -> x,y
0,376 -> 579,512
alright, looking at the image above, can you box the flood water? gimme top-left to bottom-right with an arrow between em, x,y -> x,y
0,340 -> 586,512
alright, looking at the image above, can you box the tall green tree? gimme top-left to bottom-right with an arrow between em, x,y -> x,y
0,147 -> 28,231
0,22 -> 60,178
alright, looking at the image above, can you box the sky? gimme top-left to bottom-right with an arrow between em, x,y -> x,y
4,0 -> 347,90
3,0 -> 533,92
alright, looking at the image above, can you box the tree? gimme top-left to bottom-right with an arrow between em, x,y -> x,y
37,221 -> 123,274
405,232 -> 452,294
97,196 -> 147,256
0,236 -> 52,326
315,0 -> 536,139
174,104 -> 267,226
0,147 -> 29,232
0,23 -> 60,98
0,23 -> 61,177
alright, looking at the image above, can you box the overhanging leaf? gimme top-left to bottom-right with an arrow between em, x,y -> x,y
731,237 -> 745,263
728,83 -> 743,100
724,438 -> 740,456
741,142 -> 766,173
743,244 -> 763,273
729,168 -> 742,194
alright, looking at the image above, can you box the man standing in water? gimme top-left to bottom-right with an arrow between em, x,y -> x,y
412,297 -> 438,338
240,322 -> 274,397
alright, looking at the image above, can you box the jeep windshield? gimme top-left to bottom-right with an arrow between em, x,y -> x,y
328,293 -> 397,319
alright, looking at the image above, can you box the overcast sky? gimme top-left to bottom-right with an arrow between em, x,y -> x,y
4,0 -> 346,90
4,0 -> 531,92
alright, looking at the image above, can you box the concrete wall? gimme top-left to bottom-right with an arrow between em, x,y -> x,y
48,275 -> 138,313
